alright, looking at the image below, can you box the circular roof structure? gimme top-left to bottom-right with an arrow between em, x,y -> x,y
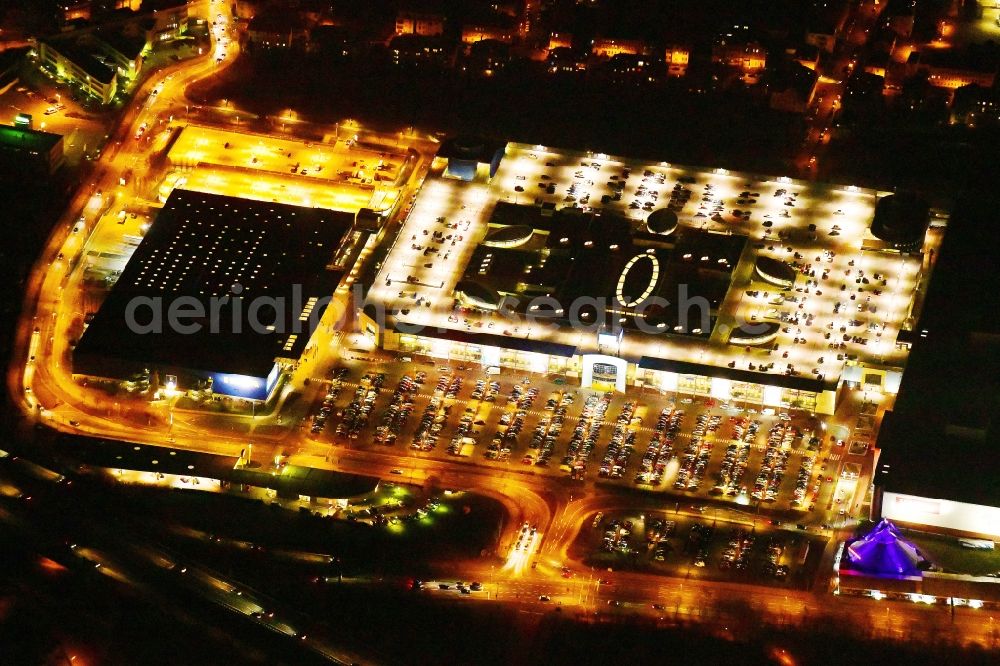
646,208 -> 679,235
455,280 -> 502,310
729,321 -> 780,346
754,256 -> 797,288
451,136 -> 487,157
870,194 -> 929,248
616,253 -> 660,307
483,225 -> 533,248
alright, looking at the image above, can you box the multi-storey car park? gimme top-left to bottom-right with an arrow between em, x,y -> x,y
162,124 -> 412,214
361,142 -> 944,417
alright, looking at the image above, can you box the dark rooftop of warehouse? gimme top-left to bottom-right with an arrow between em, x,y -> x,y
460,202 -> 746,337
74,189 -> 354,380
875,196 -> 1000,508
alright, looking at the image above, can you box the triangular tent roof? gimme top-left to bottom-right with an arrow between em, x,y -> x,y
846,519 -> 926,577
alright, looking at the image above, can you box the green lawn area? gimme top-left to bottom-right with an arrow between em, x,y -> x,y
907,530 -> 1000,576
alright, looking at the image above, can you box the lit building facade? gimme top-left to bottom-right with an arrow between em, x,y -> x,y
39,39 -> 118,104
462,25 -> 514,44
548,32 -> 573,51
395,11 -> 445,37
665,45 -> 690,76
591,38 -> 646,58
712,40 -> 767,73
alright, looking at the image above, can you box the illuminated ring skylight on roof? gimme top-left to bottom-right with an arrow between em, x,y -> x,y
615,253 -> 660,308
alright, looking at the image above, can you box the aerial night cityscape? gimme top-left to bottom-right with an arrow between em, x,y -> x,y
0,1 -> 999,664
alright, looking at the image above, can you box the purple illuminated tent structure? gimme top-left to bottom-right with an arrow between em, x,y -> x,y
845,519 -> 927,578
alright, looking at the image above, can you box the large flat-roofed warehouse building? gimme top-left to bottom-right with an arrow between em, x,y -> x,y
361,142 -> 943,415
871,195 -> 1000,541
74,189 -> 365,400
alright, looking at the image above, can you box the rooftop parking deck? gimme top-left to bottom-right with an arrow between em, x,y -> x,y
168,125 -> 405,184
366,143 -> 942,389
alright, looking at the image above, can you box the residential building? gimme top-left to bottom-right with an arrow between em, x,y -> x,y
466,39 -> 511,74
141,0 -> 189,43
389,34 -> 452,67
713,39 -> 766,71
950,84 -> 1000,125
665,44 -> 689,76
788,43 -> 821,70
548,32 -> 573,51
247,10 -> 308,49
713,36 -> 767,82
769,61 -> 820,114
520,0 -> 541,38
59,1 -> 93,23
462,23 -> 514,44
842,70 -> 885,120
884,0 -> 916,38
39,39 -> 117,104
95,30 -> 148,83
805,0 -> 850,53
395,11 -> 444,37
309,24 -> 358,58
806,22 -> 839,54
913,49 -> 998,90
591,38 -> 646,58
605,54 -> 661,81
546,46 -> 585,73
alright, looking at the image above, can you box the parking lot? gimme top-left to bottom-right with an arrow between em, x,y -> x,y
304,360 -> 869,516
0,78 -> 110,164
573,510 -> 828,590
